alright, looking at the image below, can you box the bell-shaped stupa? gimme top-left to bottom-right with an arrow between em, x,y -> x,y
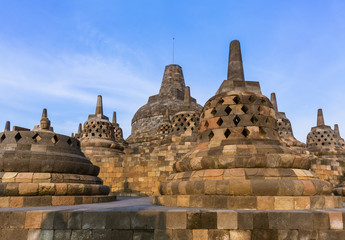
307,109 -> 345,185
154,40 -> 342,210
0,109 -> 115,207
270,93 -> 305,151
80,95 -> 123,152
127,64 -> 202,145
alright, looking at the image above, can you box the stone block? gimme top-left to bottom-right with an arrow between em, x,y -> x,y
25,212 -> 42,229
257,196 -> 274,210
274,197 -> 294,210
18,183 -> 38,195
252,229 -> 278,240
54,230 -> 72,240
9,212 -> 26,229
201,211 -> 217,229
229,230 -> 251,240
172,229 -> 192,240
0,197 -> 10,207
268,212 -> 289,229
130,212 -> 158,229
154,229 -> 173,240
313,212 -> 330,230
71,230 -> 92,240
187,211 -> 202,229
41,212 -> 55,230
111,230 -> 133,239
166,211 -> 187,229
82,212 -> 106,229
9,196 -> 23,207
192,229 -> 208,240
253,212 -> 269,229
217,211 -> 238,229
53,212 -> 69,230
208,229 -> 230,240
289,212 -> 313,230
92,229 -> 112,240
68,212 -> 83,230
0,229 -> 28,240
105,212 -> 131,229
329,212 -> 343,230
238,212 -> 253,230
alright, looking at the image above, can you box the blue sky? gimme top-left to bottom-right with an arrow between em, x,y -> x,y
0,1 -> 345,142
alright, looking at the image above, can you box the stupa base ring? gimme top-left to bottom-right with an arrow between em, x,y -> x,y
153,195 -> 343,210
0,195 -> 117,208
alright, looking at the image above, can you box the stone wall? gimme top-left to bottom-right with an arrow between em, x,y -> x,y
84,137 -> 197,196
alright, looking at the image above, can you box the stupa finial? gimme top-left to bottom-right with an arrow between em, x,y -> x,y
227,40 -> 245,81
95,95 -> 103,115
40,108 -> 51,130
112,111 -> 117,125
317,109 -> 325,126
270,93 -> 278,112
4,121 -> 10,131
78,123 -> 82,134
164,109 -> 170,122
334,124 -> 340,138
184,86 -> 191,105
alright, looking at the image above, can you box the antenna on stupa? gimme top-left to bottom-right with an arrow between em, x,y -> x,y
317,109 -> 325,126
227,40 -> 245,81
172,37 -> 175,64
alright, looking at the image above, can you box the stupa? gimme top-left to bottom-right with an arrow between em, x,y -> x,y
0,109 -> 115,207
80,95 -> 123,153
127,64 -> 202,145
154,40 -> 342,210
270,92 -> 305,152
335,124 -> 345,148
307,109 -> 345,185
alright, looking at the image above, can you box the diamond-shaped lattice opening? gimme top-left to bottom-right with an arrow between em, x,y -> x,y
32,133 -> 42,143
51,135 -> 59,144
211,108 -> 217,116
224,129 -> 231,138
67,138 -> 72,145
208,131 -> 214,141
241,105 -> 249,113
14,132 -> 22,142
218,99 -> 224,105
233,116 -> 241,126
249,95 -> 256,103
233,96 -> 240,104
0,134 -> 6,143
250,115 -> 258,124
99,134 -> 102,137
184,127 -> 187,131
259,127 -> 266,138
224,106 -> 232,115
242,128 -> 250,137
205,121 -> 209,128
217,118 -> 223,127
187,122 -> 191,126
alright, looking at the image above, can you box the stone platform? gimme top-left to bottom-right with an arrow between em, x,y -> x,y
0,197 -> 345,240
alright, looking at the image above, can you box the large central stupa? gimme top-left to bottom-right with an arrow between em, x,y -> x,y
154,40 -> 342,210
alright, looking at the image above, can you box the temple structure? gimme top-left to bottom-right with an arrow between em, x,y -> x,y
270,92 -> 305,152
307,109 -> 345,185
0,109 -> 115,207
127,64 -> 202,146
154,40 -> 342,209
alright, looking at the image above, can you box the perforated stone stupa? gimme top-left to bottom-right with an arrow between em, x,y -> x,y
0,109 -> 115,207
307,109 -> 345,185
127,64 -> 202,145
80,95 -> 123,153
154,40 -> 342,210
270,92 -> 305,152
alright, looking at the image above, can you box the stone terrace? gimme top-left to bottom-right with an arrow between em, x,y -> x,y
0,197 -> 345,240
